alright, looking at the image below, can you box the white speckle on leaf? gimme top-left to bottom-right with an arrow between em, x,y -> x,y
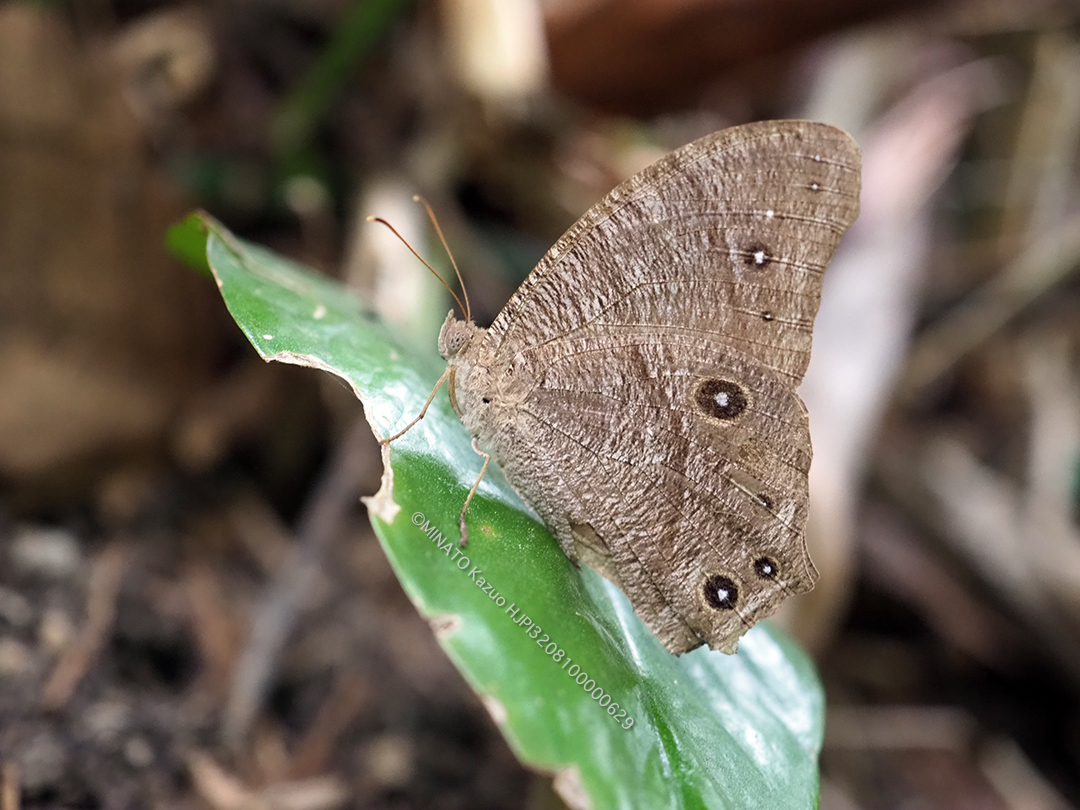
262,334 -> 274,340
313,304 -> 327,319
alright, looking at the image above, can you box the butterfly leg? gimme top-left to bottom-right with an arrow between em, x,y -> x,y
381,366 -> 452,444
458,437 -> 491,547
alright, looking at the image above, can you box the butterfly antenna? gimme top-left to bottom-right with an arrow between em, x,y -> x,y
413,195 -> 471,322
366,215 -> 467,317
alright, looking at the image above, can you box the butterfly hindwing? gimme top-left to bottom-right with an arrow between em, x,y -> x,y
508,333 -> 816,652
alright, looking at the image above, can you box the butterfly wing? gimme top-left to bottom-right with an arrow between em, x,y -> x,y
484,120 -> 860,386
471,120 -> 859,653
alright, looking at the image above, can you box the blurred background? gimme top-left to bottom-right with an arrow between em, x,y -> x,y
2,0 -> 1080,807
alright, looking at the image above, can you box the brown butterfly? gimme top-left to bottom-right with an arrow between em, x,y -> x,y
386,120 -> 860,654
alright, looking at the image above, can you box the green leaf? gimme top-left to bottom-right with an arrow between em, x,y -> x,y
177,212 -> 825,810
165,213 -> 212,277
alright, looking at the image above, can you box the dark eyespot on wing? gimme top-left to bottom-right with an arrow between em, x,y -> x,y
703,574 -> 739,610
754,557 -> 778,579
694,379 -> 747,420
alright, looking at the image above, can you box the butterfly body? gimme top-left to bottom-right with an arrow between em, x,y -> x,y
436,120 -> 860,654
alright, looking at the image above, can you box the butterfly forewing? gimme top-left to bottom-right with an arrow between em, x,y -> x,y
486,120 -> 860,385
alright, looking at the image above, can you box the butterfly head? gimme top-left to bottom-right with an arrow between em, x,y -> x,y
438,310 -> 481,361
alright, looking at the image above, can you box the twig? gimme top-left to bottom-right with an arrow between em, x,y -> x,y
2,762 -> 19,810
187,751 -> 265,810
824,705 -> 975,751
184,558 -> 242,699
898,211 -> 1080,404
289,671 -> 369,778
886,436 -> 1080,684
41,541 -> 128,710
222,416 -> 377,748
188,750 -> 350,810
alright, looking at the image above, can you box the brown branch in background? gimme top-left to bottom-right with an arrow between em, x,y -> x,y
859,505 -> 1022,671
980,737 -> 1077,810
187,751 -> 263,810
40,541 -> 129,710
222,416 -> 378,749
173,359 -> 284,473
184,557 -> 243,700
898,211 -> 1080,404
228,491 -> 294,576
1,762 -> 19,810
289,671 -> 370,779
188,750 -> 351,810
878,433 -> 1080,685
825,705 -> 976,752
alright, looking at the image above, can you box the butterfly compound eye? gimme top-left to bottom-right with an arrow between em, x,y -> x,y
439,322 -> 471,358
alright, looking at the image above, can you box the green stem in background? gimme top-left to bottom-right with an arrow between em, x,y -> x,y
271,0 -> 414,158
